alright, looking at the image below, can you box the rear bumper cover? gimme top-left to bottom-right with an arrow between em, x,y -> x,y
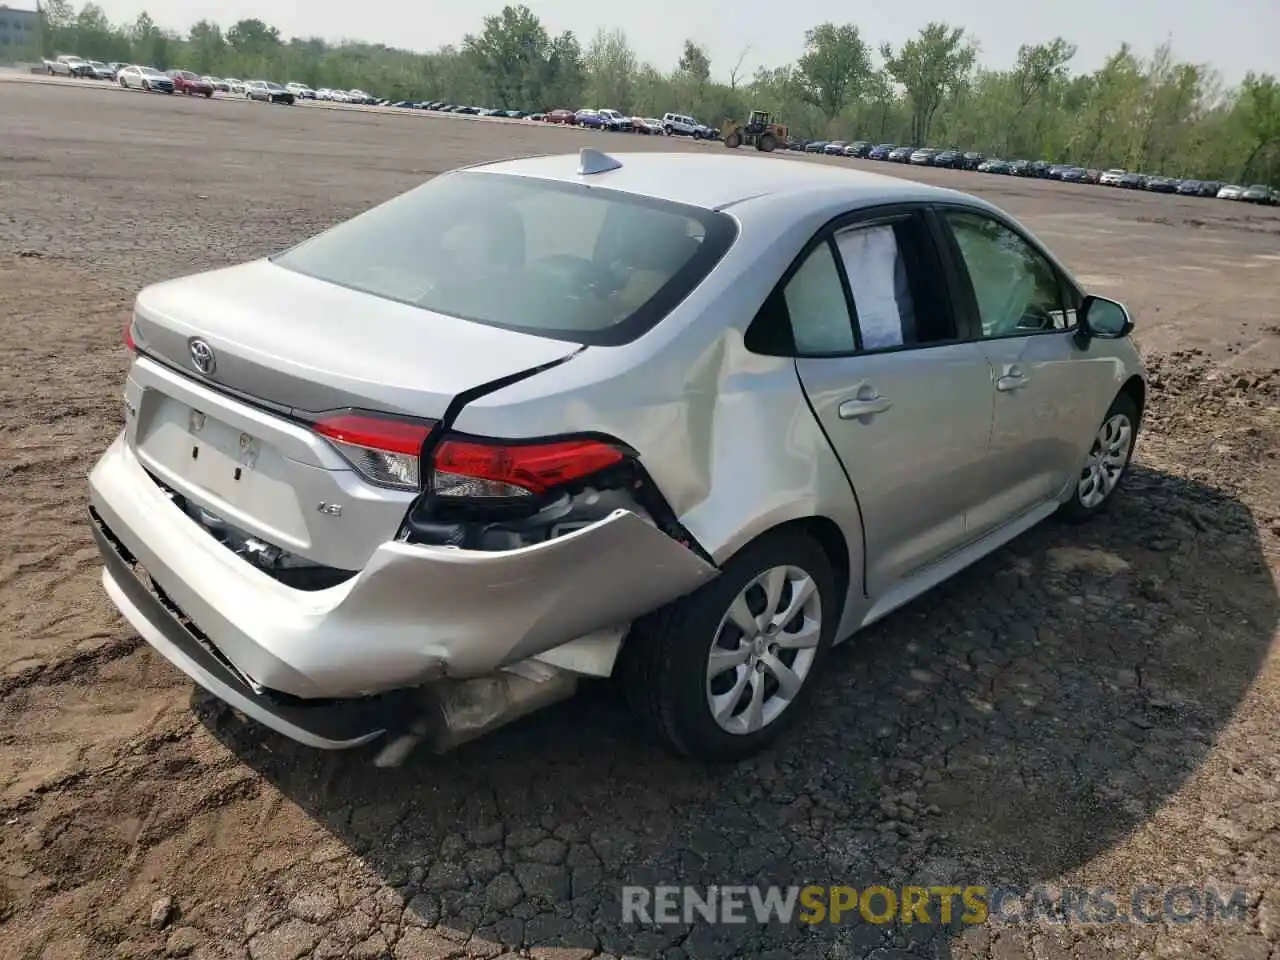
88,431 -> 715,707
91,509 -> 413,747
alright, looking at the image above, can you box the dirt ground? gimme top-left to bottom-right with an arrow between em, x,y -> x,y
0,78 -> 1278,960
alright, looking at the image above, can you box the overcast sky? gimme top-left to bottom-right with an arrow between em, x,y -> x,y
76,0 -> 1280,86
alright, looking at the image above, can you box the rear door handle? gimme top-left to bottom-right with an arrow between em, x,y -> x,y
838,396 -> 892,419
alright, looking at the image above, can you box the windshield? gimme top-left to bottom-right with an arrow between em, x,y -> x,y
140,68 -> 164,77
273,171 -> 737,346
266,83 -> 284,91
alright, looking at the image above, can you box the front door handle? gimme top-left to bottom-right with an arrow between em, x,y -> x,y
995,374 -> 1028,392
838,396 -> 892,419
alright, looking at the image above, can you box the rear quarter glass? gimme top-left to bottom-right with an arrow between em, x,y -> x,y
272,172 -> 738,347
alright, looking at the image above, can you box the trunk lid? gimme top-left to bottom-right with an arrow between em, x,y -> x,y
131,259 -> 582,418
124,259 -> 582,574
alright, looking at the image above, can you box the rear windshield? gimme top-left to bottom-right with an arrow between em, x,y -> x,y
273,171 -> 737,346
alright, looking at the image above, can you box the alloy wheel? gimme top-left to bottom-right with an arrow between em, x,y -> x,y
706,565 -> 821,735
1078,412 -> 1132,508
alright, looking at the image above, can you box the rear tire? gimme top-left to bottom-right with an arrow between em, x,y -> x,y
620,529 -> 837,762
1058,392 -> 1139,523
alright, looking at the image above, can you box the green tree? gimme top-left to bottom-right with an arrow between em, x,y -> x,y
796,23 -> 872,121
679,40 -> 711,85
584,28 -> 637,112
881,23 -> 977,145
1237,72 -> 1280,179
541,31 -> 586,108
463,5 -> 549,108
188,20 -> 226,74
130,11 -> 173,68
226,18 -> 280,56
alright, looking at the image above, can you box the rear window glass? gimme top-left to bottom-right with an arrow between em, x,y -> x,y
273,171 -> 737,346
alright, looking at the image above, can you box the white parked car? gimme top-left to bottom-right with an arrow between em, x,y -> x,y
1098,169 -> 1127,187
286,82 -> 316,99
1217,184 -> 1245,200
43,54 -> 93,77
227,79 -> 247,95
88,149 -> 1146,764
117,65 -> 174,93
662,112 -> 712,138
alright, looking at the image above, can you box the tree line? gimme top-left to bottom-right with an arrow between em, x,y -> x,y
24,1 -> 1280,185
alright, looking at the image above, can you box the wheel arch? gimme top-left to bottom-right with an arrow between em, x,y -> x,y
1119,373 -> 1146,424
701,514 -> 854,625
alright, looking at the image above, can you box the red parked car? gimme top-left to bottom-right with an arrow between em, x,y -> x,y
543,109 -> 576,125
167,70 -> 215,97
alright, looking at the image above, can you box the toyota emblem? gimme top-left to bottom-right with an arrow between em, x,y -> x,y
188,338 -> 216,376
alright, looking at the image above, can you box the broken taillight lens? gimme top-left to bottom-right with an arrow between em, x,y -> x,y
312,412 -> 433,490
430,436 -> 627,499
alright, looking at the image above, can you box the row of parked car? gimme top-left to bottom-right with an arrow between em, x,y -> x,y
380,101 -> 719,139
790,139 -> 1280,205
51,56 -> 1275,203
41,56 -> 385,107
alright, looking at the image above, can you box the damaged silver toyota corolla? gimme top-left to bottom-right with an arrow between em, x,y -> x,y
88,148 -> 1147,764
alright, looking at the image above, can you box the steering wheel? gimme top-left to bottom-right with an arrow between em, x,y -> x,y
1016,303 -> 1055,331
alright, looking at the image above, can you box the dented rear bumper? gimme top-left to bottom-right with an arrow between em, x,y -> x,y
88,432 -> 716,744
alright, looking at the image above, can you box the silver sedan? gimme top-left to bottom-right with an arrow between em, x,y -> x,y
87,149 -> 1146,763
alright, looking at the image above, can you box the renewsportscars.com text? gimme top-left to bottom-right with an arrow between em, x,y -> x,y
621,884 -> 1250,926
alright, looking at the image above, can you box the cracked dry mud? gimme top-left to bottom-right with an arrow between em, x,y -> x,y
0,80 -> 1277,960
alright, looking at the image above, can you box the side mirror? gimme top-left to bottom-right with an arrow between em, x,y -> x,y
1076,295 -> 1133,346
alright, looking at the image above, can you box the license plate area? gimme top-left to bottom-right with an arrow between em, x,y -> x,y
133,392 -> 310,547
182,406 -> 263,501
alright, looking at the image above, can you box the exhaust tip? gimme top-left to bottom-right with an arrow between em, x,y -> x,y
370,666 -> 580,767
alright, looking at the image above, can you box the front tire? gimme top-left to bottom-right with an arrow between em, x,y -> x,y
620,529 -> 837,762
757,133 -> 777,152
1059,392 -> 1139,522
724,131 -> 742,149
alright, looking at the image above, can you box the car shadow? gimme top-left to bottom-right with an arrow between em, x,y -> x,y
197,463 -> 1277,959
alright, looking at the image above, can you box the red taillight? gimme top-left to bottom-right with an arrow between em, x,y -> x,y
312,412 -> 433,490
124,320 -> 137,355
431,436 -> 626,499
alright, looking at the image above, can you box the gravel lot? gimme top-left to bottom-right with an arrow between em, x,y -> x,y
1,78 -> 1278,960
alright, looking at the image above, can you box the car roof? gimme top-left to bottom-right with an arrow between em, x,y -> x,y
468,151 -> 964,211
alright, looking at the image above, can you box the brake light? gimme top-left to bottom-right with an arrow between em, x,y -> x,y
124,319 -> 137,356
431,436 -> 626,498
312,412 -> 433,490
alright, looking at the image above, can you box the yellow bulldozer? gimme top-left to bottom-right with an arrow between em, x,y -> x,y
721,110 -> 788,152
